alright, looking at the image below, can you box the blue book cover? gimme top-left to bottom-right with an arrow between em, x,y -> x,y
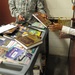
5,47 -> 24,60
0,39 -> 5,46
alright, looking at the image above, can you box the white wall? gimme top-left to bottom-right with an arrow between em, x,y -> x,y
44,0 -> 72,56
45,0 -> 73,19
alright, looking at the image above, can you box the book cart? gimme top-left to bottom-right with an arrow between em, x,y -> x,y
0,25 -> 49,75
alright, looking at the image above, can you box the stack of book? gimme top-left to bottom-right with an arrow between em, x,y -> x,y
0,23 -> 44,64
0,12 -> 48,65
0,36 -> 34,65
30,22 -> 45,29
15,32 -> 42,50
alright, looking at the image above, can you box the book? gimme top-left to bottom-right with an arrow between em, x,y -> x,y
22,27 -> 42,37
5,47 -> 25,60
3,30 -> 22,39
32,12 -> 52,28
0,36 -> 11,47
28,25 -> 45,32
0,38 -> 5,46
15,34 -> 43,49
0,46 -> 8,56
0,24 -> 16,33
3,27 -> 18,34
1,37 -> 13,47
31,22 -> 45,29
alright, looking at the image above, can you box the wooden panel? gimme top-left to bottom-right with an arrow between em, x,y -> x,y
0,0 -> 15,25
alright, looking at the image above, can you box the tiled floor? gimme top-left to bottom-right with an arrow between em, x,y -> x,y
45,54 -> 68,75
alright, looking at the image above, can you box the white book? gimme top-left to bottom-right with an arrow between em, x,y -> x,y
0,24 -> 16,33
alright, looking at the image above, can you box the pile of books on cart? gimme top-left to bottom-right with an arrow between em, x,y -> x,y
0,12 -> 51,65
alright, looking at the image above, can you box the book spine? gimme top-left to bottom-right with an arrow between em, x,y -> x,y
3,35 -> 13,39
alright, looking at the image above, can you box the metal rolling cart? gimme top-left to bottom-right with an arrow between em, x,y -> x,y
0,27 -> 49,75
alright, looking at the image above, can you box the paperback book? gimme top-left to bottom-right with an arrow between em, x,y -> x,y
22,27 -> 42,37
0,46 -> 8,56
5,47 -> 25,60
32,12 -> 52,28
15,34 -> 43,49
0,36 -> 11,47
